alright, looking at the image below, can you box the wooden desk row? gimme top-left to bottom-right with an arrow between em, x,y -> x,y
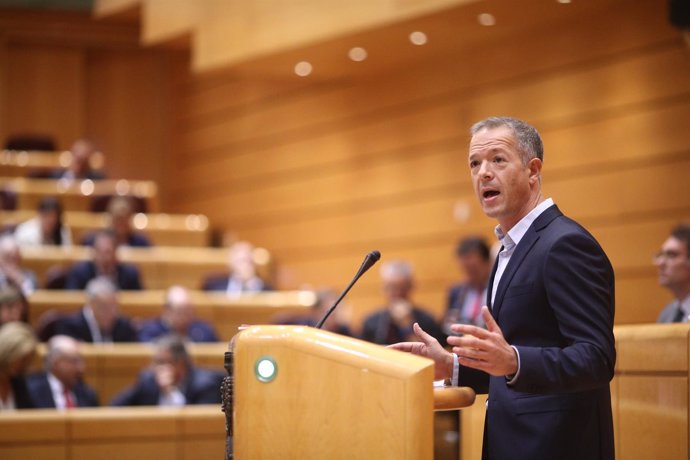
0,177 -> 158,212
21,245 -> 231,289
459,323 -> 690,460
28,289 -> 316,342
0,149 -> 105,178
0,406 -> 225,460
3,209 -> 210,247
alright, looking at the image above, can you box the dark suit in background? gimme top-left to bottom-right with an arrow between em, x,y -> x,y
460,205 -> 616,460
10,376 -> 35,409
65,261 -> 142,290
138,318 -> 219,343
110,368 -> 223,406
56,309 -> 138,343
361,306 -> 446,346
26,372 -> 99,408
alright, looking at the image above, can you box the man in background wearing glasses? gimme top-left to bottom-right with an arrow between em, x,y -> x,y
656,224 -> 690,323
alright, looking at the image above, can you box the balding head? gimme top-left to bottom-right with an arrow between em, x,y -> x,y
45,335 -> 85,389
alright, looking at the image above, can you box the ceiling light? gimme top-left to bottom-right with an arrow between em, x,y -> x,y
348,47 -> 368,62
294,61 -> 312,77
478,13 -> 496,26
409,31 -> 428,46
557,0 -> 572,3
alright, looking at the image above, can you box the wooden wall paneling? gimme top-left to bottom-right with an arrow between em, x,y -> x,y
84,49 -> 172,188
5,45 -> 85,150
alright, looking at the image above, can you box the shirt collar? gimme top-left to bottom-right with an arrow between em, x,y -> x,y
680,295 -> 690,317
494,198 -> 554,249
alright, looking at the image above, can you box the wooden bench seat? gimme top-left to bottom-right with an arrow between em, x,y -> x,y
27,289 -> 316,341
0,177 -> 157,212
0,406 -> 225,460
3,209 -> 210,247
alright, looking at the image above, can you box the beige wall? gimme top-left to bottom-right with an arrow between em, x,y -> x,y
167,0 -> 690,329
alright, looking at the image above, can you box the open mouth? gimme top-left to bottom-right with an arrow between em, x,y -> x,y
483,190 -> 500,199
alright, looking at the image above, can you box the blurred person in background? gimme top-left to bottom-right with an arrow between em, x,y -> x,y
82,196 -> 151,248
0,283 -> 28,326
139,286 -> 218,343
65,230 -> 143,290
656,224 -> 690,323
203,241 -> 271,294
0,234 -> 38,296
56,277 -> 137,343
111,334 -> 223,407
14,196 -> 72,247
51,139 -> 105,181
0,321 -> 38,410
27,335 -> 99,409
361,260 -> 445,345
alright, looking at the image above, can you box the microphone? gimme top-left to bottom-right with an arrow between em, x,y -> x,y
316,250 -> 381,329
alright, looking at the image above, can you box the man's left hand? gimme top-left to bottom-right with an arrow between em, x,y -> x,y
448,306 -> 518,377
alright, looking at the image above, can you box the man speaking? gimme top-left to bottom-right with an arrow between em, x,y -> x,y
391,117 -> 615,460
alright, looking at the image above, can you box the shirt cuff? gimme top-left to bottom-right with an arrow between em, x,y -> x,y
505,345 -> 521,386
451,353 -> 459,387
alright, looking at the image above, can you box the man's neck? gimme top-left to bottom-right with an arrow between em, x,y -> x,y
672,286 -> 690,302
497,193 -> 544,234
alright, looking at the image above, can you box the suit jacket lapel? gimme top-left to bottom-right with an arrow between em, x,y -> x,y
491,205 -> 562,320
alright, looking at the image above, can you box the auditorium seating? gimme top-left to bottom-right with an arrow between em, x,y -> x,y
3,209 -> 210,247
0,177 -> 157,212
0,406 -> 225,460
27,289 -> 316,341
21,245 -> 227,289
0,148 -> 104,179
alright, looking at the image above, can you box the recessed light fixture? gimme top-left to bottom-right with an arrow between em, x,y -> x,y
348,47 -> 368,62
294,61 -> 313,77
478,13 -> 496,26
409,31 -> 428,46
557,0 -> 572,3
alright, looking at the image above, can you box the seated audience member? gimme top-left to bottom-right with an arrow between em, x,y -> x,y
0,322 -> 38,410
139,286 -> 218,343
272,288 -> 352,336
443,236 -> 492,332
81,196 -> 151,248
361,260 -> 446,346
14,197 -> 72,247
203,241 -> 271,294
111,334 -> 223,406
656,224 -> 690,323
0,234 -> 38,296
65,230 -> 143,290
51,138 -> 105,181
56,277 -> 137,343
26,335 -> 99,409
0,283 -> 28,326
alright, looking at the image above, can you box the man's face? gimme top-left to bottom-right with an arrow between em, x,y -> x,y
51,346 -> 85,389
468,126 -> 540,230
152,348 -> 186,386
383,275 -> 413,303
458,252 -> 491,288
93,236 -> 117,271
655,237 -> 690,292
165,303 -> 194,335
0,299 -> 24,324
91,293 -> 118,332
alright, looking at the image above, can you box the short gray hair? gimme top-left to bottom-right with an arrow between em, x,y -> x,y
85,276 -> 117,300
380,260 -> 413,280
470,117 -> 544,164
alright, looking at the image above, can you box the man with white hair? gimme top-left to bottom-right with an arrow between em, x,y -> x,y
360,260 -> 446,345
27,335 -> 99,409
56,277 -> 137,343
139,286 -> 219,342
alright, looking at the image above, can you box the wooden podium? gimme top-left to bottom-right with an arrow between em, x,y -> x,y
227,325 -> 474,460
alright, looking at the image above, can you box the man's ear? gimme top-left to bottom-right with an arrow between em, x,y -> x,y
527,157 -> 542,184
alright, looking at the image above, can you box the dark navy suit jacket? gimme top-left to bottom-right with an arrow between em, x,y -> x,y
65,261 -> 143,290
138,318 -> 219,343
361,306 -> 446,346
10,377 -> 35,409
55,309 -> 138,343
459,205 -> 615,460
26,372 -> 99,408
110,368 -> 224,406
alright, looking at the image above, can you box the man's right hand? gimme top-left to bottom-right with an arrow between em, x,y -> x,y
388,322 -> 455,381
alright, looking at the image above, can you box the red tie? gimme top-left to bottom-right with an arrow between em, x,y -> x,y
64,388 -> 76,409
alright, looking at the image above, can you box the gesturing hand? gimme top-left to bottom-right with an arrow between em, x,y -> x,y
448,306 -> 518,377
388,322 -> 454,380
